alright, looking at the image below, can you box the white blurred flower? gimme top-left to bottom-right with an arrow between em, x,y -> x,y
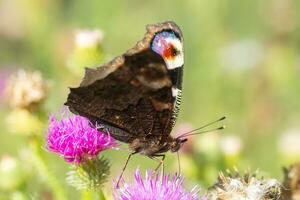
220,135 -> 242,156
10,191 -> 27,200
0,155 -> 26,190
208,171 -> 282,200
219,39 -> 264,72
0,155 -> 17,172
5,69 -> 48,109
75,29 -> 104,48
195,133 -> 220,155
279,128 -> 300,157
68,29 -> 105,75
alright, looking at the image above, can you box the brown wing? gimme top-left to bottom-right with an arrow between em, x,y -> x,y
65,21 -> 182,143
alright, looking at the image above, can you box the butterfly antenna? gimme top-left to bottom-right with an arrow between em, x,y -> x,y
178,125 -> 225,138
178,116 -> 226,138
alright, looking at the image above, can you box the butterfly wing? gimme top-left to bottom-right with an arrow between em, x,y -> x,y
65,21 -> 183,144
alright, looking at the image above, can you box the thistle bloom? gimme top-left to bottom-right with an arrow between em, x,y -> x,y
46,113 -> 116,164
114,169 -> 199,200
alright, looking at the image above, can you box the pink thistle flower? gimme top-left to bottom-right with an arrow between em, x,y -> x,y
46,113 -> 116,164
114,169 -> 199,200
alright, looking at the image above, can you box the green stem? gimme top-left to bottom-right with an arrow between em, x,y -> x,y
30,138 -> 67,200
80,189 -> 106,200
81,190 -> 93,200
98,189 -> 106,200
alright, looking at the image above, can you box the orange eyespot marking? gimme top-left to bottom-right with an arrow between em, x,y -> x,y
163,45 -> 177,60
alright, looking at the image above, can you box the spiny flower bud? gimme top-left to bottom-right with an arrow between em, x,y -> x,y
66,157 -> 110,190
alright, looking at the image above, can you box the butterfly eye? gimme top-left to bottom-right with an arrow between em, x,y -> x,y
171,47 -> 178,57
151,30 -> 184,70
163,45 -> 179,60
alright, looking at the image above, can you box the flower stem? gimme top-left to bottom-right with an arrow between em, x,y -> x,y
80,189 -> 106,200
98,189 -> 106,200
81,190 -> 93,200
30,137 -> 67,200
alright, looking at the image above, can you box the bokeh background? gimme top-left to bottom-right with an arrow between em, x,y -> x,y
1,0 -> 300,199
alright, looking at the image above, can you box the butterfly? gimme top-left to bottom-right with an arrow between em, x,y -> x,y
65,21 -> 224,184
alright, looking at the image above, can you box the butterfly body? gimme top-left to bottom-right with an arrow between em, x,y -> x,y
129,136 -> 187,156
65,21 -> 186,157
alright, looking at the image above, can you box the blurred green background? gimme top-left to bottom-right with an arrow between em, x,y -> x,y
1,0 -> 300,199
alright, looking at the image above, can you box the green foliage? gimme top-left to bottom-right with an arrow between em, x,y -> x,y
0,0 -> 300,198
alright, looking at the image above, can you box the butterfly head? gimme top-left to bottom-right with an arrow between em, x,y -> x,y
151,30 -> 184,70
170,137 -> 188,152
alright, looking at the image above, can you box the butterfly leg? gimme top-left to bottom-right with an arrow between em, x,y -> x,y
177,151 -> 181,175
176,151 -> 182,179
149,154 -> 165,175
116,152 -> 137,188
